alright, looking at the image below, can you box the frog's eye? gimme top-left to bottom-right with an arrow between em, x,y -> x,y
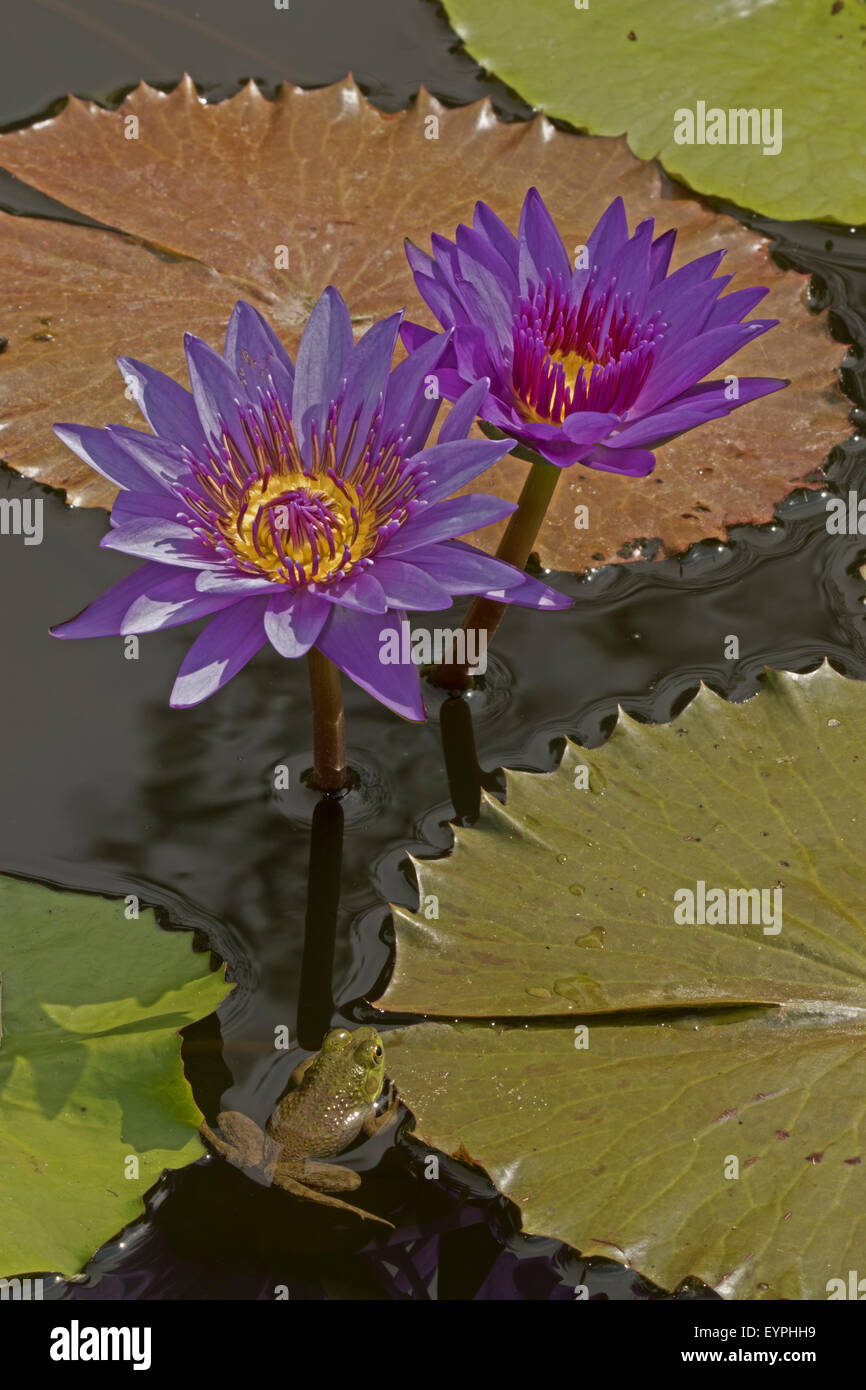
356,1040 -> 383,1068
322,1028 -> 351,1052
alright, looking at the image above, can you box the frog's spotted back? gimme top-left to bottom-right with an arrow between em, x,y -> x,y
268,1025 -> 388,1163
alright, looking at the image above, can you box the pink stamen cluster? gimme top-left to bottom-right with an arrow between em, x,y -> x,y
511,269 -> 665,423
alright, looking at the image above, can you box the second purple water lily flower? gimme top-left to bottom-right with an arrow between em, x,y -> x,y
51,289 -> 569,726
402,189 -> 788,476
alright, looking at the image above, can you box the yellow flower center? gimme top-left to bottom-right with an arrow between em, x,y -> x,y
221,472 -> 375,583
553,348 -> 597,392
181,394 -> 420,589
522,349 -> 604,425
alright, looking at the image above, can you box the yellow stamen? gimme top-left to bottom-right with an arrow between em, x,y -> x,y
519,348 -> 608,425
552,348 -> 597,393
222,472 -> 376,582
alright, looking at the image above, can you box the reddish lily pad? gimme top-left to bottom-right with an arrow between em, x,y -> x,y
0,77 -> 847,568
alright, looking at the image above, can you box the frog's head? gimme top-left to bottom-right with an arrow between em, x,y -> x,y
320,1025 -> 386,1102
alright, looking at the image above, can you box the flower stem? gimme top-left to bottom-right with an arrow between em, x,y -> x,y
297,792 -> 344,1049
431,455 -> 561,690
307,649 -> 348,793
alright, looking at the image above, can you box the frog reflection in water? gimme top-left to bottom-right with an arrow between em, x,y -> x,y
200,1026 -> 399,1224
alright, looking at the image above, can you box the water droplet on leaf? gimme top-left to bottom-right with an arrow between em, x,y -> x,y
576,927 -> 605,949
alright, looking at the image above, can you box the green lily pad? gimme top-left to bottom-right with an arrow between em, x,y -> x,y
444,0 -> 866,224
0,877 -> 231,1278
379,665 -> 866,1298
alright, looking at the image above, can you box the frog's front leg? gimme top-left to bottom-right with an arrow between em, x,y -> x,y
360,1077 -> 400,1139
287,1052 -> 317,1090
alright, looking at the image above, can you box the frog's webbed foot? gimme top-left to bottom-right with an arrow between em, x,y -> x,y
273,1169 -> 394,1227
361,1077 -> 400,1138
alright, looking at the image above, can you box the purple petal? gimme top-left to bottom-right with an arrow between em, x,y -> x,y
456,224 -> 517,350
577,443 -> 657,476
319,571 -> 388,614
703,285 -> 770,330
264,587 -> 329,657
385,494 -> 516,555
51,562 -> 238,638
635,321 -> 777,414
184,334 -> 252,457
450,325 -> 499,390
613,376 -> 788,448
496,414 -> 598,467
412,437 -> 517,502
101,517 -> 223,568
404,239 -> 437,280
105,426 -> 194,491
292,286 -> 355,458
224,301 -> 295,402
601,217 -> 654,314
194,569 -> 278,594
117,357 -> 207,455
648,227 -> 676,287
489,569 -> 572,610
53,423 -> 164,494
370,558 -> 453,610
435,363 -> 484,404
648,250 -> 727,317
408,540 -> 526,594
650,275 -> 733,340
314,606 -> 426,721
484,395 -> 538,433
170,597 -> 269,707
429,233 -> 464,294
409,269 -> 466,333
518,187 -> 571,292
110,491 -> 188,525
473,200 -> 520,274
559,411 -> 621,448
334,313 -> 403,469
409,540 -> 570,609
382,329 -> 451,449
436,377 -> 491,445
399,321 -> 440,355
572,197 -> 629,295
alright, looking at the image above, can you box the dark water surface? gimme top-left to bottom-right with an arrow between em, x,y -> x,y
2,0 -> 865,1300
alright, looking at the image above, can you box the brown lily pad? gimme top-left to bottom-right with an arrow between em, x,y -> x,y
0,76 -> 847,568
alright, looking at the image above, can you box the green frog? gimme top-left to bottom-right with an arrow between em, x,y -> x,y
199,1026 -> 398,1224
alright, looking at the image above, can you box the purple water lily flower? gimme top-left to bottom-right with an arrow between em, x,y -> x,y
402,189 -> 788,476
51,290 -> 569,720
